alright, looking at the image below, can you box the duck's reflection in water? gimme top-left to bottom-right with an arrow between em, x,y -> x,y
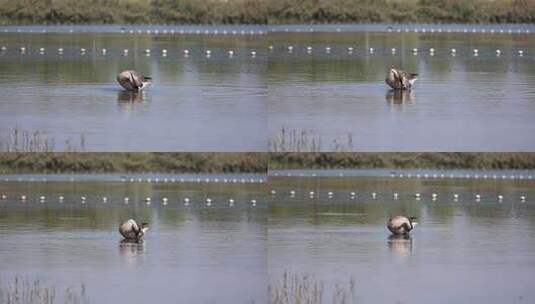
386,89 -> 414,104
119,239 -> 146,266
387,234 -> 413,257
117,91 -> 144,104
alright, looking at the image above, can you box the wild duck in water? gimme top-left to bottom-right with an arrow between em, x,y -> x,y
387,216 -> 418,235
117,70 -> 152,92
119,219 -> 149,242
385,68 -> 418,90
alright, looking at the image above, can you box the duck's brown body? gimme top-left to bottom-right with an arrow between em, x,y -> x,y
387,216 -> 418,235
119,219 -> 149,241
385,68 -> 418,90
117,70 -> 151,92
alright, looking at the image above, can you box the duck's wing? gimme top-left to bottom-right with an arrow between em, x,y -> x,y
129,71 -> 143,90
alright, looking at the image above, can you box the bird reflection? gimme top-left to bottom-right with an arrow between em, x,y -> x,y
119,239 -> 145,265
386,89 -> 414,104
387,234 -> 413,257
117,91 -> 144,104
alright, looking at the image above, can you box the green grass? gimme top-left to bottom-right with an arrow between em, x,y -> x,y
0,153 -> 267,173
269,153 -> 535,170
2,153 -> 534,174
0,0 -> 533,24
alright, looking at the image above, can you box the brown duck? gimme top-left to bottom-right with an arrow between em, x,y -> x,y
385,68 -> 418,90
119,219 -> 149,242
387,216 -> 418,235
117,70 -> 152,92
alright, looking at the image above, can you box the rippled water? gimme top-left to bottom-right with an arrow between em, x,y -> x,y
0,25 -> 266,151
0,178 -> 266,303
268,174 -> 535,303
268,28 -> 535,151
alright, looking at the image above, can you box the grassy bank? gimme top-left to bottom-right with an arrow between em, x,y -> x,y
267,0 -> 535,24
2,153 -> 535,173
269,153 -> 535,170
0,153 -> 267,173
0,0 -> 533,25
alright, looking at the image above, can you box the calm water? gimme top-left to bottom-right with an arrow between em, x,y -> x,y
0,25 -> 266,151
268,174 -> 535,303
2,25 -> 535,152
0,178 -> 266,303
268,27 -> 535,151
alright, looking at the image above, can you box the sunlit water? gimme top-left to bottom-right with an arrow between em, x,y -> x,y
268,173 -> 535,303
268,25 -> 535,151
0,177 -> 266,303
0,25 -> 266,151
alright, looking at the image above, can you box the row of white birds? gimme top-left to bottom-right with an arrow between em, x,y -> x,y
2,28 -> 266,35
269,190 -> 527,202
2,46 -> 259,57
2,46 -> 528,57
3,172 -> 532,182
2,27 -> 532,35
0,194 -> 258,206
277,45 -> 526,56
2,177 -> 266,183
272,172 -> 534,180
0,192 -> 528,203
274,28 -> 533,34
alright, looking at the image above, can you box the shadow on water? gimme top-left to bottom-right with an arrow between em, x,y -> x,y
117,91 -> 144,103
385,89 -> 414,104
387,234 -> 413,257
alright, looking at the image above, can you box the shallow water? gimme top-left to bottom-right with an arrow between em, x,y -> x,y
0,178 -> 266,303
0,25 -> 266,151
268,27 -> 535,151
2,25 -> 535,152
268,175 -> 535,303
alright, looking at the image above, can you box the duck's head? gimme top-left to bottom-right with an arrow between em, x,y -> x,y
409,217 -> 418,228
134,223 -> 149,237
140,222 -> 149,233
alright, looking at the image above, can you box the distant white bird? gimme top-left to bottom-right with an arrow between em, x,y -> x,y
387,216 -> 418,235
386,68 -> 418,90
117,70 -> 151,92
119,219 -> 149,242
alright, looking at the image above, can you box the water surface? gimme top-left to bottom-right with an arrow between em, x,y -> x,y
0,178 -> 266,303
0,25 -> 266,151
268,26 -> 535,151
268,174 -> 535,303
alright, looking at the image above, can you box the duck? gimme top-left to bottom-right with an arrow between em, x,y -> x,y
117,70 -> 152,92
387,216 -> 418,235
119,219 -> 149,242
385,68 -> 418,90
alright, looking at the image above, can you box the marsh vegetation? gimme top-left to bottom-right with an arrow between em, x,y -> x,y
268,128 -> 353,153
269,153 -> 535,170
0,152 -> 267,173
0,0 -> 533,24
0,128 -> 85,153
0,276 -> 88,304
269,271 -> 357,304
